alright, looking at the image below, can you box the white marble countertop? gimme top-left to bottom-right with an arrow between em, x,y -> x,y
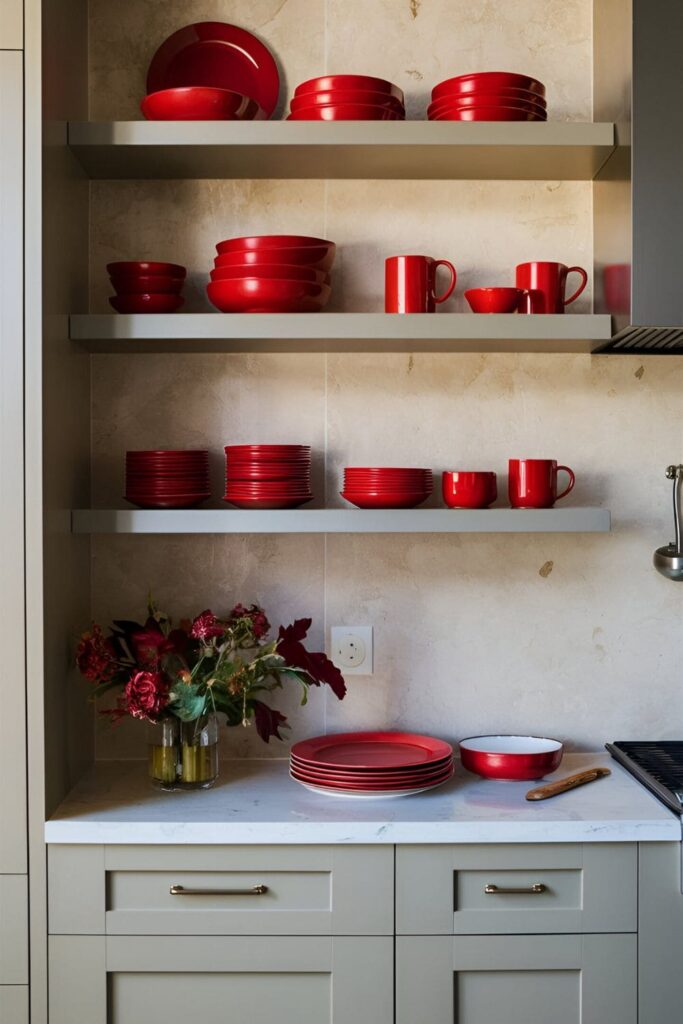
45,754 -> 680,845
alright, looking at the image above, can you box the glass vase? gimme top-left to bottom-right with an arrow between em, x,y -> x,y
147,714 -> 219,791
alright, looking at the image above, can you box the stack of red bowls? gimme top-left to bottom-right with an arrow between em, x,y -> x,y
342,467 -> 433,509
125,450 -> 210,509
428,72 -> 547,121
108,261 -> 186,314
224,445 -> 312,509
208,235 -> 335,313
287,74 -> 405,121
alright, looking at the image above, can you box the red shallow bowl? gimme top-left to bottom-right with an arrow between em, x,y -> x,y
290,89 -> 404,113
295,75 -> 404,103
432,72 -> 546,101
214,247 -> 335,272
430,85 -> 546,107
228,470 -> 311,482
216,235 -> 334,254
110,294 -> 184,314
141,87 -> 264,122
429,94 -> 547,118
288,104 -> 403,121
210,264 -> 330,285
207,278 -> 331,313
465,287 -> 527,314
341,491 -> 430,509
223,497 -> 312,509
432,106 -> 546,122
107,261 -> 186,278
459,735 -> 564,781
110,274 -> 185,295
126,498 -> 210,509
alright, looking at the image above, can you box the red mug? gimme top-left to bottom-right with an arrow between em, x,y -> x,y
443,471 -> 497,508
508,459 -> 575,509
515,261 -> 588,314
385,255 -> 457,313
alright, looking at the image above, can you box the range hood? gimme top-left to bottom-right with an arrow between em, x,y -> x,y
593,0 -> 683,354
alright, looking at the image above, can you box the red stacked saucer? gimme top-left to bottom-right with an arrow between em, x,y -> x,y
224,444 -> 312,509
342,467 -> 433,509
125,450 -> 210,509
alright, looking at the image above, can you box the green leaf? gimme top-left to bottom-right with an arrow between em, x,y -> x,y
169,685 -> 208,722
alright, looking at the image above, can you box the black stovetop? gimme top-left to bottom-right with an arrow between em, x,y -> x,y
606,741 -> 683,816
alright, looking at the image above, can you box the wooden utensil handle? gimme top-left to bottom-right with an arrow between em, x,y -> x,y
526,766 -> 611,801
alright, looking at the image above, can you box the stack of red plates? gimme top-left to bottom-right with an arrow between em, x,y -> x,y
342,467 -> 433,509
428,71 -> 547,121
108,261 -> 186,315
208,235 -> 335,313
224,444 -> 312,509
287,74 -> 405,121
125,450 -> 210,509
290,732 -> 454,798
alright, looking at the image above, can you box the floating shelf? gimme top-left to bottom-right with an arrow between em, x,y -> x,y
68,120 -> 616,181
71,313 -> 614,355
72,508 -> 611,535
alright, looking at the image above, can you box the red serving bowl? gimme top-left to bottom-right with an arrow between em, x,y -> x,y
110,294 -> 185,314
141,86 -> 264,121
107,261 -> 186,278
432,106 -> 545,122
109,274 -> 185,295
295,74 -> 404,103
215,247 -> 335,272
341,491 -> 430,509
431,85 -> 546,107
289,89 -> 404,113
459,735 -> 564,781
432,72 -> 546,101
288,104 -> 403,121
429,94 -> 547,118
207,278 -> 331,313
217,235 -> 334,253
210,264 -> 330,285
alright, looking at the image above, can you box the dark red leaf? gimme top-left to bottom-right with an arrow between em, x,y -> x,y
251,700 -> 289,743
277,621 -> 347,700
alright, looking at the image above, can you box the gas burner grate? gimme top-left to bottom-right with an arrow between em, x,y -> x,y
606,741 -> 683,815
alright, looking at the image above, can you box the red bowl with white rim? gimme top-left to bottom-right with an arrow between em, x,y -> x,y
459,735 -> 564,780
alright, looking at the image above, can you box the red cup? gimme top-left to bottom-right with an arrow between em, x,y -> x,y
602,263 -> 631,315
465,287 -> 529,314
515,262 -> 588,314
385,255 -> 457,313
508,459 -> 575,509
442,471 -> 497,508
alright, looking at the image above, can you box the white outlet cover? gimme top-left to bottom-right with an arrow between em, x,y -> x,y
330,626 -> 374,676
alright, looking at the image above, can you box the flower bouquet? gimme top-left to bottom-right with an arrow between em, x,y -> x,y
76,601 -> 346,790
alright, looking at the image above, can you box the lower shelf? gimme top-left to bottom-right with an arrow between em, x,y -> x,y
72,508 -> 611,534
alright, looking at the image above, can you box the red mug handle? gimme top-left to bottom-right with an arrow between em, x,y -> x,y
556,465 -> 576,501
564,266 -> 588,306
432,260 -> 457,304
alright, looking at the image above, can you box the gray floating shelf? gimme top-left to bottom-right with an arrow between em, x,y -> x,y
71,313 -> 614,355
72,508 -> 611,535
68,120 -> 616,181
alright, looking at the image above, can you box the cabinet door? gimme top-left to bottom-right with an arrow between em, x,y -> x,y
0,1 -> 22,48
0,986 -> 29,1024
50,934 -> 393,1024
396,934 -> 636,1024
0,876 -> 29,984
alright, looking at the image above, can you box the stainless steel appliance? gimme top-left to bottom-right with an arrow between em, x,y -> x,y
606,741 -> 683,814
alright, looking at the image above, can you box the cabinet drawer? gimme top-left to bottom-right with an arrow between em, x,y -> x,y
0,876 -> 28,984
49,844 -> 394,935
0,1 -> 22,48
0,986 -> 29,1024
396,843 -> 637,934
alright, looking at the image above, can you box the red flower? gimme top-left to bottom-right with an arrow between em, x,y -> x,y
129,620 -> 187,666
76,624 -> 117,682
229,603 -> 271,640
123,670 -> 169,722
190,610 -> 225,643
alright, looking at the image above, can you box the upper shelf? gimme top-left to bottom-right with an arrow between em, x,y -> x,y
71,313 -> 614,355
68,120 -> 616,181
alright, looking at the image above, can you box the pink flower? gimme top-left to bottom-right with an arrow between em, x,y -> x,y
229,603 -> 271,640
190,610 -> 225,642
123,670 -> 169,722
76,624 -> 117,682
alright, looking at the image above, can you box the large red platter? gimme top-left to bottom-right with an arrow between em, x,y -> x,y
290,751 -> 453,775
289,760 -> 453,785
146,22 -> 280,117
291,731 -> 452,770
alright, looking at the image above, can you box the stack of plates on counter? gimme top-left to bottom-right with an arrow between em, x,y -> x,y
290,731 -> 454,798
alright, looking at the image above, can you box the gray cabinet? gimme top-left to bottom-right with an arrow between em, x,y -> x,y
0,986 -> 29,1024
396,934 -> 637,1024
0,0 -> 22,48
0,876 -> 29,985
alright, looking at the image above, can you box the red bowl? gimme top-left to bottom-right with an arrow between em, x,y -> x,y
223,497 -> 312,510
289,89 -> 404,113
341,490 -> 430,509
295,75 -> 404,103
141,87 -> 264,121
459,735 -> 564,781
214,247 -> 335,272
107,261 -> 186,278
288,104 -> 404,121
110,294 -> 185,314
465,288 -> 528,314
216,235 -> 334,253
126,495 -> 210,509
225,444 -> 310,453
207,278 -> 331,313
210,264 -> 330,285
429,94 -> 547,117
109,274 -> 185,295
431,106 -> 545,122
432,72 -> 546,102
430,85 -> 546,107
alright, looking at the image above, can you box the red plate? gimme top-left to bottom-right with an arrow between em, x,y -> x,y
110,294 -> 184,314
295,75 -> 404,103
290,760 -> 453,784
226,445 -> 310,454
431,106 -> 545,122
223,497 -> 312,509
432,72 -> 545,101
459,735 -> 564,781
141,86 -> 264,122
216,235 -> 334,254
287,104 -> 403,121
291,732 -> 452,770
207,278 -> 331,313
146,22 -> 280,117
107,261 -> 186,277
345,467 -> 431,474
290,765 -> 454,792
291,750 -> 453,773
215,247 -> 336,272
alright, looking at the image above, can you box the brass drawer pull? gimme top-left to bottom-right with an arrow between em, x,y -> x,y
169,884 -> 269,896
484,883 -> 547,895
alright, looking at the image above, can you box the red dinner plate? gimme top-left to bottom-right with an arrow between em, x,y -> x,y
289,760 -> 453,784
295,75 -> 404,103
290,765 -> 454,791
146,22 -> 280,117
459,735 -> 564,781
110,294 -> 184,314
432,72 -> 545,101
292,732 -> 452,770
141,86 -> 264,121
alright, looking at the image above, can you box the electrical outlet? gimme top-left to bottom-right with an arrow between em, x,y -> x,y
330,626 -> 374,676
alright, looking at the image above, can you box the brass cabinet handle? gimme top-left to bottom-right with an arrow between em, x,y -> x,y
484,883 -> 546,895
169,884 -> 269,896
